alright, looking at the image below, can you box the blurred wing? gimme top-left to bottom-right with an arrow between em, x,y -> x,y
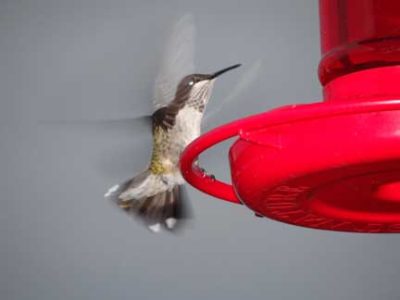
38,116 -> 153,179
38,115 -> 152,137
205,60 -> 263,122
153,14 -> 196,110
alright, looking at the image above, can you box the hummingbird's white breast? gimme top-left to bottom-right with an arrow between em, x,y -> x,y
149,79 -> 212,179
174,105 -> 203,143
167,105 -> 203,166
165,80 -> 213,166
147,105 -> 202,188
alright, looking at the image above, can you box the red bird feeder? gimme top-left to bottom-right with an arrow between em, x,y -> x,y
180,0 -> 400,233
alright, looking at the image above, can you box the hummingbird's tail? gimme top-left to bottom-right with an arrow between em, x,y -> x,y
104,170 -> 189,232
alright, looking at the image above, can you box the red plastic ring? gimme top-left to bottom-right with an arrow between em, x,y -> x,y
180,100 -> 400,204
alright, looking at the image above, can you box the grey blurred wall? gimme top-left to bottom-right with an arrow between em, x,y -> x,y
1,0 -> 400,300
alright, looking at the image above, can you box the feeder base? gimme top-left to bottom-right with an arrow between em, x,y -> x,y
259,162 -> 400,233
231,104 -> 400,233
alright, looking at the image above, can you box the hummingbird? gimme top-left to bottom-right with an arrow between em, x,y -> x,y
38,14 -> 260,233
104,63 -> 241,232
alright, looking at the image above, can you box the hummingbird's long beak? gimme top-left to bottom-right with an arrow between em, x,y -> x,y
210,64 -> 241,79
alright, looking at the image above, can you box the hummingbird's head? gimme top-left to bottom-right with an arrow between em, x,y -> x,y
175,64 -> 241,112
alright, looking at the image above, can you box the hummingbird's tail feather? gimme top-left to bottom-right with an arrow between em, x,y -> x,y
104,171 -> 190,232
135,184 -> 189,232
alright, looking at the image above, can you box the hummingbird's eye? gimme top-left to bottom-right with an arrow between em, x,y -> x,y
188,80 -> 194,86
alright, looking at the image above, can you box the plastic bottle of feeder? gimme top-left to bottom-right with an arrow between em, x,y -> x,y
319,0 -> 400,86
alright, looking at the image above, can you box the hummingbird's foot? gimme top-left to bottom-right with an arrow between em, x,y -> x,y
199,167 -> 216,181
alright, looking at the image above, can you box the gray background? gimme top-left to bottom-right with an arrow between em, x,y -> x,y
1,0 -> 400,299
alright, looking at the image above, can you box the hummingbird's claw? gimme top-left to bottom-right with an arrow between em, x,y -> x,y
198,167 -> 216,181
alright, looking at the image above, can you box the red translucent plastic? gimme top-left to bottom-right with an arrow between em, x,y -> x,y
319,0 -> 400,85
180,1 -> 400,233
181,67 -> 400,233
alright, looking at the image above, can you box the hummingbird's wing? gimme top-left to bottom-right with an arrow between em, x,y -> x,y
204,60 -> 263,126
53,60 -> 260,134
153,14 -> 195,110
38,14 -> 196,177
38,115 -> 152,137
40,14 -> 195,128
